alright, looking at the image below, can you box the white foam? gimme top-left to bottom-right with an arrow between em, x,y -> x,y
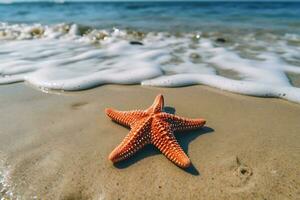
0,23 -> 300,103
0,153 -> 15,200
142,74 -> 300,103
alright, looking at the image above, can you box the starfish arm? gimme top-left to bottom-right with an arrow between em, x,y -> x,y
158,113 -> 206,132
145,94 -> 164,114
105,108 -> 147,127
151,120 -> 191,168
108,117 -> 152,163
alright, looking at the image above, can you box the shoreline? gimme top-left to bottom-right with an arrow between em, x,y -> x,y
0,83 -> 300,199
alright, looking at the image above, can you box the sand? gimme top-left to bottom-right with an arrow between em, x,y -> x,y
0,83 -> 299,200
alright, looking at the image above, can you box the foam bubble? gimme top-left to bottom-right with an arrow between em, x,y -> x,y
0,23 -> 300,103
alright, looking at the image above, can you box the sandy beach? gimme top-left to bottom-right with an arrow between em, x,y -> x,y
0,83 -> 299,200
1,1 -> 300,200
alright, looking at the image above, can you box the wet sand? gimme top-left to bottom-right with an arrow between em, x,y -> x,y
0,83 -> 299,200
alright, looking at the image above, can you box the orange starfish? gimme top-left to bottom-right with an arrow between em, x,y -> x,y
105,94 -> 206,168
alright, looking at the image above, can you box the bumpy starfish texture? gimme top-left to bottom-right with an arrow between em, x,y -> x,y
105,94 -> 206,168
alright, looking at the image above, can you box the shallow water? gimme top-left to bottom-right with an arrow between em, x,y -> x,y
1,2 -> 300,33
0,2 -> 300,103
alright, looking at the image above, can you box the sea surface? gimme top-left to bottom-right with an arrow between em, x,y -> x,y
0,1 -> 300,103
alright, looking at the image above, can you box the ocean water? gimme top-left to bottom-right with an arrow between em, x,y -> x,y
0,2 -> 300,103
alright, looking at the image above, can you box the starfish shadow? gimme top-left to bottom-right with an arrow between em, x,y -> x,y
176,126 -> 214,175
113,106 -> 214,176
163,106 -> 176,114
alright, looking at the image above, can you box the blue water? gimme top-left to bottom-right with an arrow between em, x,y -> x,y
0,1 -> 300,33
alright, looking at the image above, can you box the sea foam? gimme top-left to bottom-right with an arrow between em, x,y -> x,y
1,23 -> 300,103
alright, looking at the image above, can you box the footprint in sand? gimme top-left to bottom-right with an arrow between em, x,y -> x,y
70,102 -> 88,110
234,157 -> 253,181
217,156 -> 254,193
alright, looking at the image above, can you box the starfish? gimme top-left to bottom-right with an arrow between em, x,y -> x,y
105,94 -> 206,168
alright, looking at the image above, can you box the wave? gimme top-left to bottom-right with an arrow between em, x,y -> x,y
0,22 -> 300,103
